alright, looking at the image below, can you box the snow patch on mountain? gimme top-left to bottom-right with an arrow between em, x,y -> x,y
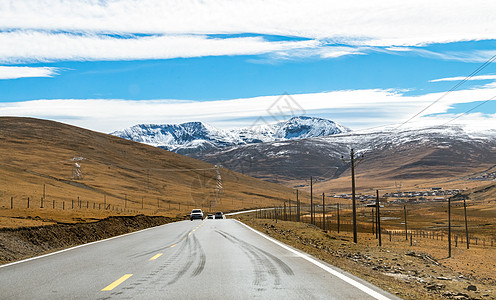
111,116 -> 350,153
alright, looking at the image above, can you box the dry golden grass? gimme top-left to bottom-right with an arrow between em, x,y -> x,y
238,216 -> 496,300
0,117 -> 295,228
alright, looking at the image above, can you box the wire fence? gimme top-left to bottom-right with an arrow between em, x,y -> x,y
253,201 -> 496,249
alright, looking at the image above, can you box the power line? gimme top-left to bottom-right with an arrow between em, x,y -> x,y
395,54 -> 496,130
440,95 -> 496,126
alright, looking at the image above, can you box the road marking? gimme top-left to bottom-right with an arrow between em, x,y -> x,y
170,244 -> 177,248
101,274 -> 133,291
149,253 -> 163,261
236,220 -> 393,300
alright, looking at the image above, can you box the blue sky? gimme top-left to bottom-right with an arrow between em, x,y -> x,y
1,1 -> 496,132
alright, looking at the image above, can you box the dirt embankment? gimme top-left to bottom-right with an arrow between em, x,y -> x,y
0,215 -> 178,265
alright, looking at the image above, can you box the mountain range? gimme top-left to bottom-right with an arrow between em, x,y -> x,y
112,117 -> 496,189
111,116 -> 349,154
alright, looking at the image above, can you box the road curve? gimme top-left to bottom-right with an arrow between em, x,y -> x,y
0,219 -> 399,299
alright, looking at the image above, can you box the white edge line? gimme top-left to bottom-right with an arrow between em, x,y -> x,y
226,208 -> 274,216
235,220 -> 393,300
0,221 -> 175,269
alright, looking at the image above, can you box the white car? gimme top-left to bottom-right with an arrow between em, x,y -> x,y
190,209 -> 204,221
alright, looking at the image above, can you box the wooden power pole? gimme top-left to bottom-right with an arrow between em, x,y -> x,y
464,198 -> 469,249
343,148 -> 362,243
376,190 -> 382,246
310,176 -> 314,225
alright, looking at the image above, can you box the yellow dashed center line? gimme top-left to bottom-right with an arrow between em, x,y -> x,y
170,243 -> 177,248
149,253 -> 163,261
101,274 -> 133,291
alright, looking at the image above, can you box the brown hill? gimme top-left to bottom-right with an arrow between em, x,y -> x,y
0,117 -> 294,228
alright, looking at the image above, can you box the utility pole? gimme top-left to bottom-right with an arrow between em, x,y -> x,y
448,197 -> 452,258
376,190 -> 382,246
288,199 -> 292,221
322,193 -> 326,231
342,148 -> 363,243
337,203 -> 340,233
404,205 -> 408,240
296,190 -> 300,222
464,198 -> 469,249
310,176 -> 313,224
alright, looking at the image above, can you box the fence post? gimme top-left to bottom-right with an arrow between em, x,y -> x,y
10,197 -> 13,209
41,196 -> 43,208
27,197 -> 30,208
63,201 -> 65,210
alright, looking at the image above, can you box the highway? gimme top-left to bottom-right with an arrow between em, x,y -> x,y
0,219 -> 398,299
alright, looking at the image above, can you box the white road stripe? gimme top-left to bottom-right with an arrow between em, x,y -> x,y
236,220 -> 393,300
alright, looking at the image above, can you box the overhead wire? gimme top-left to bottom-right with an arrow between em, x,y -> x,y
395,54 -> 496,130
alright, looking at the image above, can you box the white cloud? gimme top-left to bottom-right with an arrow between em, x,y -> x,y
0,66 -> 59,79
0,31 -> 319,63
430,75 -> 496,82
1,0 -> 495,44
1,85 -> 495,133
0,1 -> 495,62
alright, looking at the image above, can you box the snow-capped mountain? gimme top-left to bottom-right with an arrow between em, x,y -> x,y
111,116 -> 350,154
111,122 -> 243,154
234,116 -> 350,143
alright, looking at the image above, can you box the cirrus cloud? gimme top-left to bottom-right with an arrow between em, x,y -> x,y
0,66 -> 59,79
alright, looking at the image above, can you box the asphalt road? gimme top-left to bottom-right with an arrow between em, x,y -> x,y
0,219 -> 399,299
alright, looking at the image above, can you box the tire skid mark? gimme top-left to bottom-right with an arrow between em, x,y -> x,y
129,232 -> 190,294
219,230 -> 294,276
130,230 -> 206,295
215,230 -> 266,286
216,230 -> 294,288
166,235 -> 194,285
130,229 -> 190,259
191,234 -> 206,277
